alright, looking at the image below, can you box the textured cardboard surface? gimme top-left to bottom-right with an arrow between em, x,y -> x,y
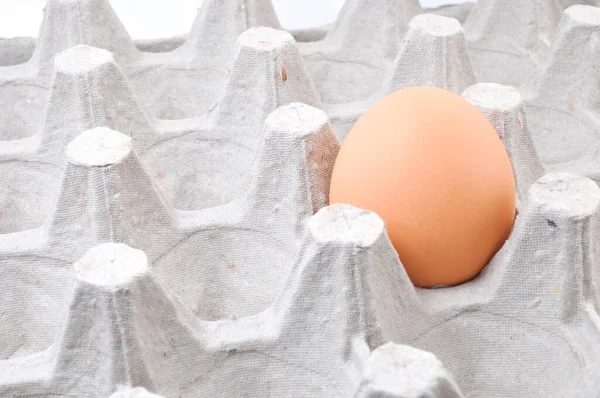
0,0 -> 600,397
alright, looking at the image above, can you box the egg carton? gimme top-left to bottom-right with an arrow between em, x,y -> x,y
1,0 -> 600,396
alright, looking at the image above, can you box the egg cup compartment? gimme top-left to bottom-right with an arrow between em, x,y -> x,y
311,11 -> 476,141
0,203 -> 469,397
406,172 -> 600,397
0,250 -> 74,361
2,169 -> 598,397
0,24 -> 324,230
1,0 -> 600,396
0,0 -> 283,139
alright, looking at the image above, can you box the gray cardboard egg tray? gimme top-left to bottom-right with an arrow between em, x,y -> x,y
1,0 -> 600,396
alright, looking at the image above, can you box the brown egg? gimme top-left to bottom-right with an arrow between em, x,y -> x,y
329,86 -> 516,287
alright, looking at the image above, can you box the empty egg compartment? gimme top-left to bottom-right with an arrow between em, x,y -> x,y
0,0 -> 600,397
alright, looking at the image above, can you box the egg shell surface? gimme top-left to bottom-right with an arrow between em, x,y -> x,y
329,86 -> 516,287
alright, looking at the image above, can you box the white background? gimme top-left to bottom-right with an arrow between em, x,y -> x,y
0,0 -> 470,39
